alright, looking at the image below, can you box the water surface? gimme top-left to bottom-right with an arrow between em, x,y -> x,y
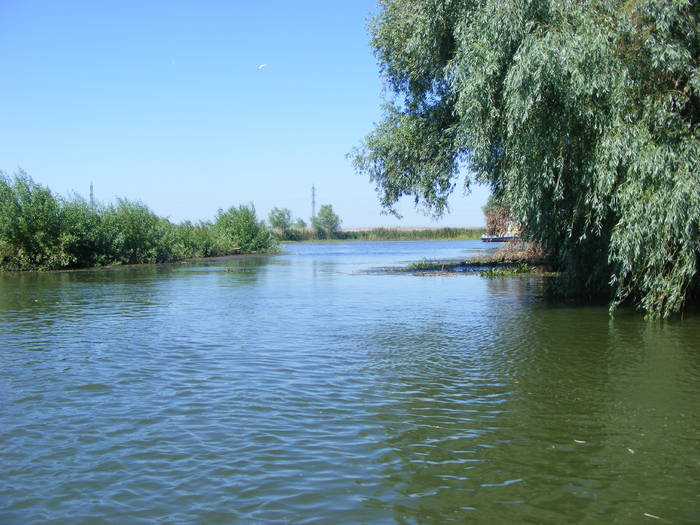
1,241 -> 698,523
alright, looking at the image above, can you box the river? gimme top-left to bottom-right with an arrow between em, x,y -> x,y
1,240 -> 698,523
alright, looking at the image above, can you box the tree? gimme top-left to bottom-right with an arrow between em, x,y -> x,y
352,0 -> 699,317
481,195 -> 512,238
268,207 -> 293,233
268,207 -> 309,240
312,204 -> 342,239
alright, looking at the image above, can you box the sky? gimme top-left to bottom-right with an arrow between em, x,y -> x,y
0,0 -> 489,228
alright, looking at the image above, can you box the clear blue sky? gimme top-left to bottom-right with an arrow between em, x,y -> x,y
0,0 -> 488,227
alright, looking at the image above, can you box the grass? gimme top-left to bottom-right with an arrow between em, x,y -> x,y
479,263 -> 534,278
278,227 -> 485,243
341,227 -> 485,241
407,259 -> 445,271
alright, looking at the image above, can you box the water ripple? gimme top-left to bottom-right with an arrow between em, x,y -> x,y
1,242 -> 699,523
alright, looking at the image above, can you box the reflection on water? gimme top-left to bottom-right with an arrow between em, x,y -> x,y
0,241 -> 698,523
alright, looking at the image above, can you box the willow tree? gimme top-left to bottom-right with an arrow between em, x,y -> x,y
352,0 -> 699,317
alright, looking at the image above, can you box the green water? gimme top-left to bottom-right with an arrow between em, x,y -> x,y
1,241 -> 698,523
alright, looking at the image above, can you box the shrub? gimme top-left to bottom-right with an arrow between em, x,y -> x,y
100,199 -> 165,265
59,196 -> 107,268
0,171 -> 68,270
214,204 -> 276,254
172,221 -> 217,259
0,172 -> 278,271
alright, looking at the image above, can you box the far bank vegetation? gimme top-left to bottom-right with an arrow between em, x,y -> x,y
0,171 -> 276,271
268,206 -> 484,242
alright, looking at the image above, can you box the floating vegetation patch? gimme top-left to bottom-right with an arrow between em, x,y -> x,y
366,245 -> 554,277
407,259 -> 445,271
479,263 -> 533,278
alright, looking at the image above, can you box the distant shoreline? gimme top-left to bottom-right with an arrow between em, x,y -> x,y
338,226 -> 484,232
279,226 -> 486,242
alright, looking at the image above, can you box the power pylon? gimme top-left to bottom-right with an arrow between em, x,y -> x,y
311,184 -> 316,220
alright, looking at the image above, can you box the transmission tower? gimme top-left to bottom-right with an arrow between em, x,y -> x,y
89,182 -> 94,207
311,184 -> 316,220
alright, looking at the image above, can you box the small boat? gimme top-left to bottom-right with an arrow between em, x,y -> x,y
481,234 -> 519,242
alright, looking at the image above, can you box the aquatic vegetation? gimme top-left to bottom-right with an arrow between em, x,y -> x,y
390,242 -> 550,276
407,259 -> 443,271
479,263 -> 533,279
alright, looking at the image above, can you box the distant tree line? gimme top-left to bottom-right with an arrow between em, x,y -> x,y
0,171 -> 276,271
268,204 -> 342,240
268,205 -> 483,241
343,227 -> 484,241
268,204 -> 485,241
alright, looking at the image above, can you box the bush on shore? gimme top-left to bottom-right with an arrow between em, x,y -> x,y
0,171 -> 277,271
213,204 -> 275,255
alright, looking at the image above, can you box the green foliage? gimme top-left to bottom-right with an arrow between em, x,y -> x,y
214,204 -> 275,254
480,195 -> 498,218
408,259 -> 443,270
101,199 -> 165,265
268,207 -> 309,241
268,207 -> 293,232
312,204 -> 342,239
480,194 -> 512,237
59,196 -> 107,268
0,171 -> 277,271
0,170 -> 68,270
172,221 -> 218,259
344,227 -> 483,241
479,263 -> 533,278
353,0 -> 700,317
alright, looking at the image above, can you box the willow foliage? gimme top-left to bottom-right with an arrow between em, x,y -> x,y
0,171 -> 277,270
352,0 -> 700,317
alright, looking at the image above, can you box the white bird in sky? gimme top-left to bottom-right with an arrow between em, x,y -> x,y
257,63 -> 268,70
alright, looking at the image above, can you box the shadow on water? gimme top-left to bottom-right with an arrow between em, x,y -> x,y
359,276 -> 700,524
